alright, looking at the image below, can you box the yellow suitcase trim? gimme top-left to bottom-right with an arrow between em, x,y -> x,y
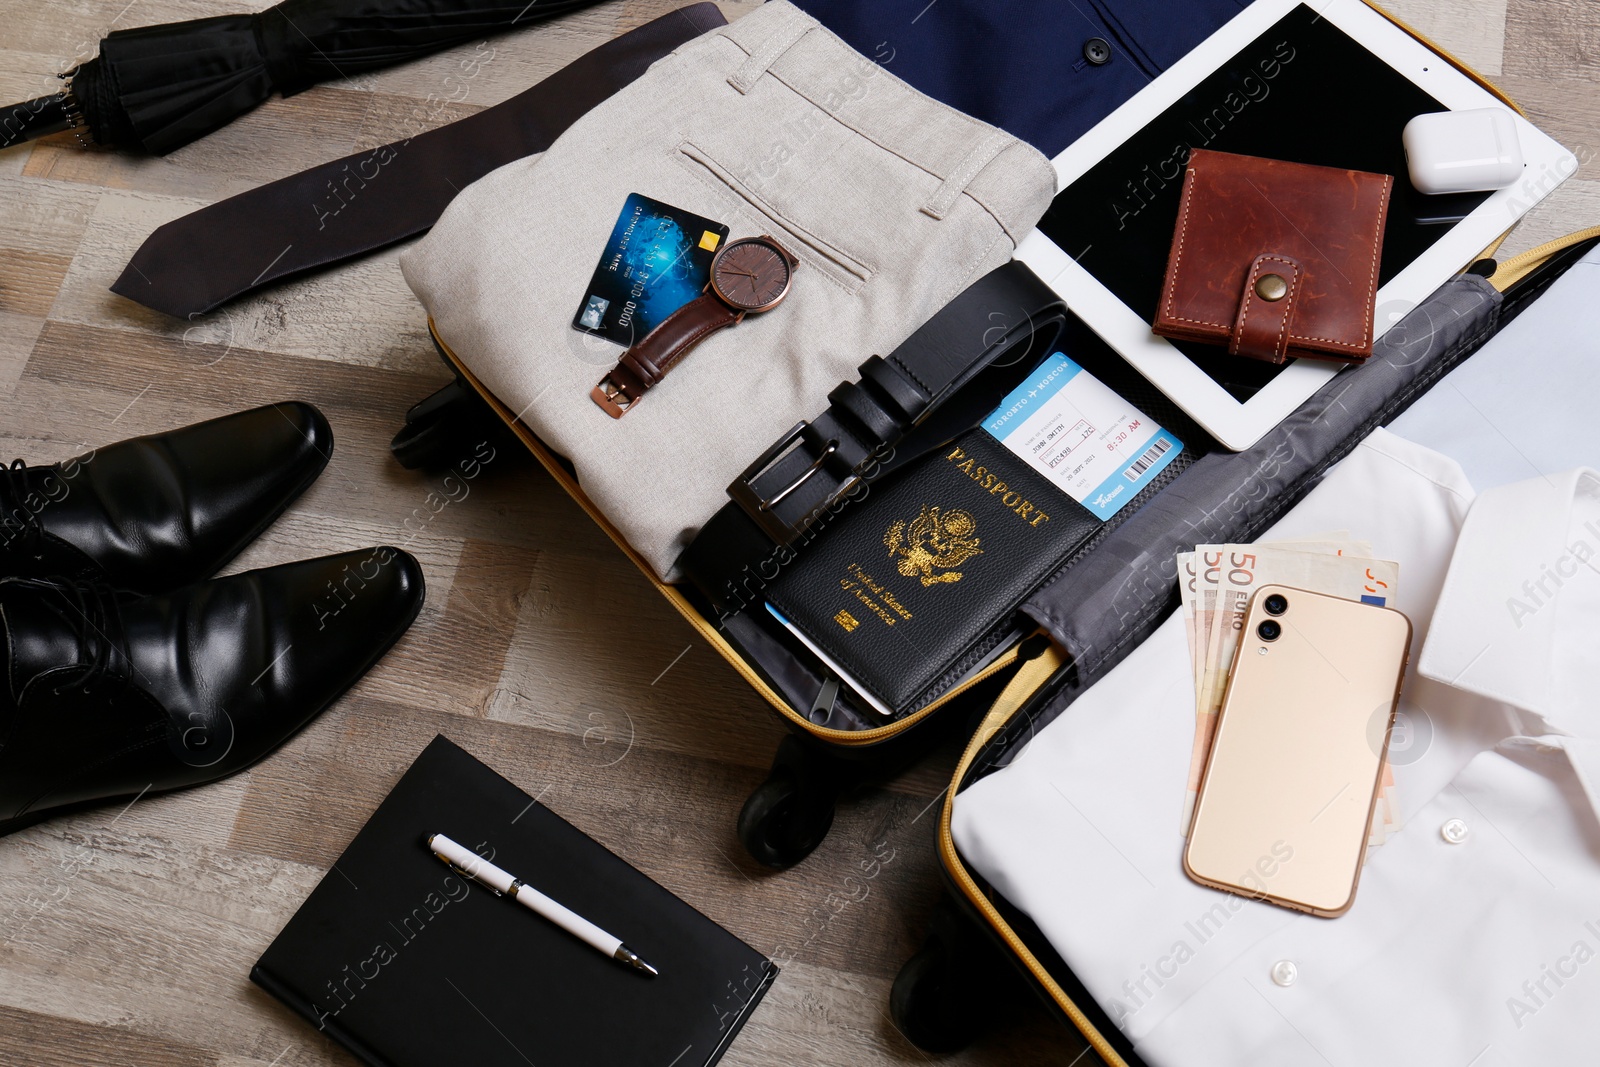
1486,225 -> 1600,290
932,639 -> 1142,1066
430,321 -> 1026,747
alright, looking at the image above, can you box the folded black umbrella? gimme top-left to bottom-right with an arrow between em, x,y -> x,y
0,0 -> 602,155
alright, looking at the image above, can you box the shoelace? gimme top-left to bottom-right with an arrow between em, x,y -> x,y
5,576 -> 133,697
0,459 -> 47,559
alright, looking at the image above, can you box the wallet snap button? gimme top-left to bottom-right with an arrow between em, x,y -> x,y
1255,273 -> 1289,302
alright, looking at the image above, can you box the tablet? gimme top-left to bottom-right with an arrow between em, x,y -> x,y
1017,0 -> 1576,451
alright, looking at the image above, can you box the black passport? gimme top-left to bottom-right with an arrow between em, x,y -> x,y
251,736 -> 774,1067
766,430 -> 1100,714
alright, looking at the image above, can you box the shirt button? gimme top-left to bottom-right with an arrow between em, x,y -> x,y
1083,37 -> 1112,66
1441,818 -> 1470,844
1271,960 -> 1298,987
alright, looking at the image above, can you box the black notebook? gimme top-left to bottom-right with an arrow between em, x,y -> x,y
252,736 -> 775,1067
766,429 -> 1101,715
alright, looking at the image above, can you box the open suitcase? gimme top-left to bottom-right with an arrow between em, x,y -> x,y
391,263 -> 1084,868
385,0 -> 1562,873
393,253 -> 1253,868
900,228 -> 1600,1059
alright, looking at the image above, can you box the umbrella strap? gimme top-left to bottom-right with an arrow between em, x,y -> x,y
253,10 -> 312,97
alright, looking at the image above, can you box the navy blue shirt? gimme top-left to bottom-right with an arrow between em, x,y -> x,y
794,0 -> 1249,156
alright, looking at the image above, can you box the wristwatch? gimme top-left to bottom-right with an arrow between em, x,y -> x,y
591,234 -> 799,418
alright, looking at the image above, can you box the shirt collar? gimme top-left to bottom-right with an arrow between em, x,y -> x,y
1418,466 -> 1600,733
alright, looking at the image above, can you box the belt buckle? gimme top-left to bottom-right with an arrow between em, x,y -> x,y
728,421 -> 853,545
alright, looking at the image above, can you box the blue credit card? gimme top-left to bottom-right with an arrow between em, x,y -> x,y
572,193 -> 730,346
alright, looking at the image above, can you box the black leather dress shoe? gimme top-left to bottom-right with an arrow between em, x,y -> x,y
0,547 -> 424,836
0,402 -> 332,595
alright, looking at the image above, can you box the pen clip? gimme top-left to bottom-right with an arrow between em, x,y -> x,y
454,859 -> 504,896
432,850 -> 503,896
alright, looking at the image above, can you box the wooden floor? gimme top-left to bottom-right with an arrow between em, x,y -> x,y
0,1 -> 1595,1064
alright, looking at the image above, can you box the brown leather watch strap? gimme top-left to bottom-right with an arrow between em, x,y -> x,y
592,292 -> 741,418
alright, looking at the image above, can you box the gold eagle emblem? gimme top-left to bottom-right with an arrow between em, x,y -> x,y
884,505 -> 982,587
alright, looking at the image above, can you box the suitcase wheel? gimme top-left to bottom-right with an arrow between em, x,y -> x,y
737,736 -> 838,868
391,379 -> 503,470
891,895 -> 1021,1053
737,764 -> 836,869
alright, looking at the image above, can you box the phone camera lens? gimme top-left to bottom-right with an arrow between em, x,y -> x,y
1257,620 -> 1282,641
1263,593 -> 1289,616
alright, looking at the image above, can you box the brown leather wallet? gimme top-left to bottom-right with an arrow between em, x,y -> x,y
1152,149 -> 1393,365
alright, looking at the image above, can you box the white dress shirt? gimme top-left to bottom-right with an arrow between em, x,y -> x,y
952,248 -> 1600,1066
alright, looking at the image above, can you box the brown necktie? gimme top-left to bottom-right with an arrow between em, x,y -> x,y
112,3 -> 726,319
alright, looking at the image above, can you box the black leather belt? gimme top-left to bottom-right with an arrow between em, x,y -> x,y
678,260 -> 1068,619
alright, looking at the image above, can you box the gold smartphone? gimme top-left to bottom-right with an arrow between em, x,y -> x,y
1184,585 -> 1411,917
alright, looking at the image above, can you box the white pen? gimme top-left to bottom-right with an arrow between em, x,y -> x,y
427,832 -> 659,977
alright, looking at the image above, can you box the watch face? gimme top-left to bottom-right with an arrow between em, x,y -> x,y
710,237 -> 794,312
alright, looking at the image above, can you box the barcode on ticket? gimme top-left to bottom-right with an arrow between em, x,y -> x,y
1123,436 -> 1173,481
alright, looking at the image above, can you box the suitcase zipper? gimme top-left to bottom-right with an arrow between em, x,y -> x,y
433,322 -> 1021,746
939,640 -> 1134,1067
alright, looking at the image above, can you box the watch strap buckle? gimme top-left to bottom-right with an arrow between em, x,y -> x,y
591,374 -> 635,419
